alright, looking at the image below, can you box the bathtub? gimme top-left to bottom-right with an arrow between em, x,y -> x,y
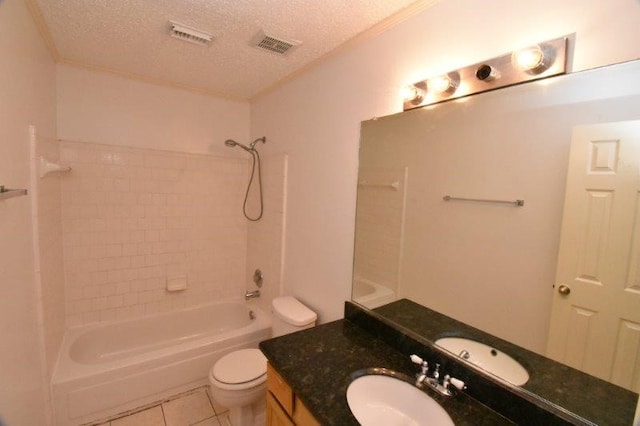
52,301 -> 271,426
352,276 -> 396,309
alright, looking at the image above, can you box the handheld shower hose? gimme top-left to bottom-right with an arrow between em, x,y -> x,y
224,137 -> 266,221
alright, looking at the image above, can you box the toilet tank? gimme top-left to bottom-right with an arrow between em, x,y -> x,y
271,296 -> 317,337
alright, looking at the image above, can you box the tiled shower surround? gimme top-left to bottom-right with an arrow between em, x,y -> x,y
60,141 -> 268,326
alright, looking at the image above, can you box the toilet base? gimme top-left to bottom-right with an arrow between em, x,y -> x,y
227,398 -> 265,426
209,381 -> 266,426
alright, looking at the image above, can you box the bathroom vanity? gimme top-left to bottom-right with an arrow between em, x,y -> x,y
340,58 -> 640,425
265,363 -> 319,425
260,301 -> 638,425
260,312 -> 513,425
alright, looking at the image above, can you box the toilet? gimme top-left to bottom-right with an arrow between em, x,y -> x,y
209,296 -> 317,426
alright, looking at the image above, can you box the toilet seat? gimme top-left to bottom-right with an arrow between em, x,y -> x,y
210,349 -> 267,391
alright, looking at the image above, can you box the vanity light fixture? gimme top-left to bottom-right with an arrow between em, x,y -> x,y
512,44 -> 554,74
402,35 -> 568,111
428,73 -> 459,95
475,64 -> 500,82
401,83 -> 427,103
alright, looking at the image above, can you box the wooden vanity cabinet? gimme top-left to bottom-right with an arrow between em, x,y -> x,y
266,363 -> 320,426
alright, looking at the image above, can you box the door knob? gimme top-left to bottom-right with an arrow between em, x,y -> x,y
558,284 -> 571,296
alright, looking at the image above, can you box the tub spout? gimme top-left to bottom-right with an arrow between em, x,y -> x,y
245,289 -> 260,300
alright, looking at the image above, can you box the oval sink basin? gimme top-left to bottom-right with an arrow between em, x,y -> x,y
435,337 -> 529,386
346,373 -> 454,426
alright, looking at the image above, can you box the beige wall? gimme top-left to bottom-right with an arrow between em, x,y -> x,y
57,65 -> 250,155
0,0 -> 56,424
250,0 -> 640,325
245,153 -> 288,315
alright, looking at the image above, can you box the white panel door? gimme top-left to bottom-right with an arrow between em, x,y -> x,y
547,121 -> 640,392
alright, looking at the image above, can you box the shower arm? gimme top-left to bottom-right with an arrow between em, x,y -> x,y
249,137 -> 266,150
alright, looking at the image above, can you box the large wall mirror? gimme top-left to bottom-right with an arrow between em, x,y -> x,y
353,59 -> 640,398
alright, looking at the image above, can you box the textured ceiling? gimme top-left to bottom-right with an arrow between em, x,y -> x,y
32,0 -> 427,100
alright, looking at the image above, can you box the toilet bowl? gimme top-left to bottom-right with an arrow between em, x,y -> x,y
209,348 -> 268,426
209,296 -> 317,426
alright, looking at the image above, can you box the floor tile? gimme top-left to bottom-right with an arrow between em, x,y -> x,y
192,417 -> 220,426
206,388 -> 228,415
216,414 -> 232,426
110,406 -> 165,426
162,390 -> 214,426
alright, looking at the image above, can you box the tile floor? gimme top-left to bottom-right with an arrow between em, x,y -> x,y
87,386 -> 231,426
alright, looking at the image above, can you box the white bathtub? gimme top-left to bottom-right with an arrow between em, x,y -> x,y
352,276 -> 396,309
52,301 -> 271,426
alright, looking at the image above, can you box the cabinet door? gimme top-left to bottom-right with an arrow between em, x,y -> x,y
267,363 -> 294,415
266,391 -> 295,426
292,397 -> 320,426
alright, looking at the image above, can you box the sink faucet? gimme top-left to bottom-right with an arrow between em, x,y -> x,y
432,363 -> 440,382
410,354 -> 466,397
245,289 -> 260,300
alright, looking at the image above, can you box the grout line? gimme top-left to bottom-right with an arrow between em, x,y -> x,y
188,414 -> 216,426
206,387 -> 229,416
204,387 -> 215,412
83,385 -> 210,425
160,402 -> 167,426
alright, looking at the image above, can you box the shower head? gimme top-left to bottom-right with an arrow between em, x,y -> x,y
224,139 -> 252,151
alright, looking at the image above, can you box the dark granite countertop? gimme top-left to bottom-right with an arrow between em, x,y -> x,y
373,299 -> 639,426
261,301 -> 640,425
259,318 -> 514,425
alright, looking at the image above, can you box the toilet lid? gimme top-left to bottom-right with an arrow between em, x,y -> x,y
213,349 -> 267,385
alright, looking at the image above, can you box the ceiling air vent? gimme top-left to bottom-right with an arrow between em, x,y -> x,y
250,29 -> 300,55
169,21 -> 213,46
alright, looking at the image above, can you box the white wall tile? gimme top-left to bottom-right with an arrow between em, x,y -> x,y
60,141 -> 253,325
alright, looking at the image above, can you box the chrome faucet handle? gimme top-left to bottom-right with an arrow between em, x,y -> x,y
443,374 -> 466,392
410,354 -> 424,365
410,354 -> 428,374
409,355 -> 429,374
449,377 -> 466,391
432,363 -> 441,382
410,354 -> 429,386
442,374 -> 451,389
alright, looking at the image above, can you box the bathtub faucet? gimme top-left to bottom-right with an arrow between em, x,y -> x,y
245,289 -> 260,300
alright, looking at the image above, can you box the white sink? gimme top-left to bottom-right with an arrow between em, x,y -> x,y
435,337 -> 529,386
346,373 -> 454,426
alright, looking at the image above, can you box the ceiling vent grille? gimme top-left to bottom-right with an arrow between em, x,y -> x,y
169,21 -> 213,46
250,30 -> 300,55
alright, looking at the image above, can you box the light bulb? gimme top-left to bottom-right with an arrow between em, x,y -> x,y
428,74 -> 458,95
401,84 -> 426,103
512,45 -> 548,73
